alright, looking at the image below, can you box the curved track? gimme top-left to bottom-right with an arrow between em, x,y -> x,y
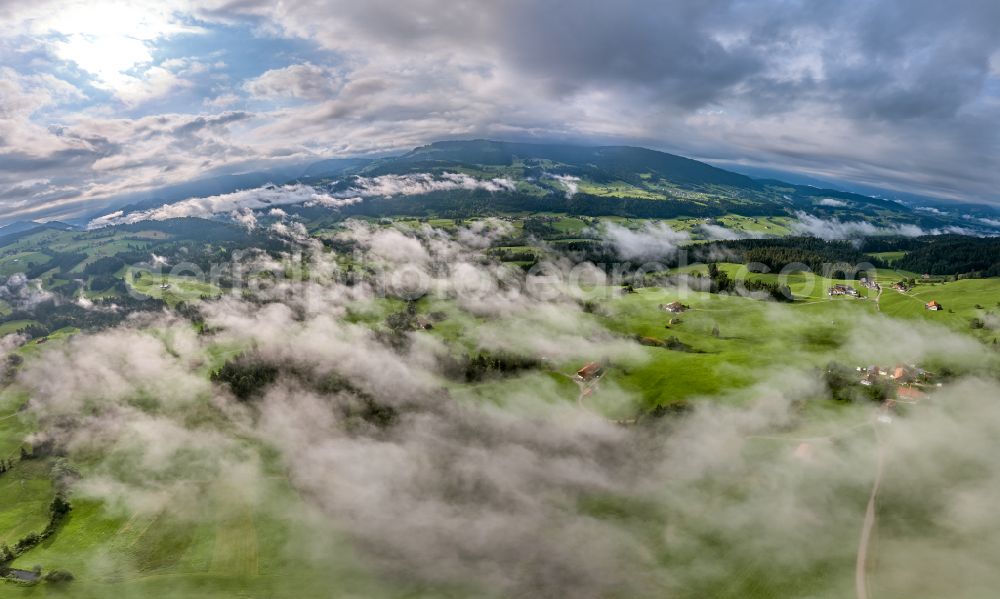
855,424 -> 884,599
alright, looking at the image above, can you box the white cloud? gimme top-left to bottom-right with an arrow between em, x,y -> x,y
85,170 -> 521,228
204,93 -> 241,108
549,174 -> 580,198
697,222 -> 749,240
111,65 -> 190,106
346,172 -> 516,197
245,63 -> 341,100
790,212 -> 984,240
0,272 -> 54,308
818,198 -> 848,207
603,222 -> 689,260
791,212 -> 924,240
87,184 -> 355,228
962,214 -> 1000,228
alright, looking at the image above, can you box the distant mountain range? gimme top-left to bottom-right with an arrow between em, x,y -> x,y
73,140 -> 1000,234
0,220 -> 77,241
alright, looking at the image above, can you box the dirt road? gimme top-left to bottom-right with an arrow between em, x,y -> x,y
855,423 -> 884,599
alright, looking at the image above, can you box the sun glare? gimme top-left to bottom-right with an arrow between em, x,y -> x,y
41,1 -> 197,93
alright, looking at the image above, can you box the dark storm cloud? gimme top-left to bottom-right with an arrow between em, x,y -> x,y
817,0 -> 1000,122
492,0 -> 764,107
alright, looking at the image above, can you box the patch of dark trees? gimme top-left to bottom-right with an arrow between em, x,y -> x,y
637,335 -> 701,352
211,354 -> 401,429
882,236 -> 1000,277
332,189 -> 787,222
858,235 -> 1000,276
441,351 -> 544,383
377,302 -> 448,351
697,238 -> 879,278
489,248 -> 538,263
22,252 -> 87,279
705,262 -> 794,302
0,296 -> 168,335
211,353 -> 279,400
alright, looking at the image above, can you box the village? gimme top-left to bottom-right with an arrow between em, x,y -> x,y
833,278 -> 943,311
568,292 -> 944,429
856,362 -> 939,410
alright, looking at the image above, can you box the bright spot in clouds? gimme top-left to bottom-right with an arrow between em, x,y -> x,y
41,2 -> 201,102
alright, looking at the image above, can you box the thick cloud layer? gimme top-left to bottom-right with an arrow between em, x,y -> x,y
87,173 -> 515,228
791,212 -> 979,240
86,184 -> 358,228
603,222 -> 690,260
9,220 -> 1000,597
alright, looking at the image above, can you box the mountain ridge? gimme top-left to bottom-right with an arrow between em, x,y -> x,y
78,139 -> 999,234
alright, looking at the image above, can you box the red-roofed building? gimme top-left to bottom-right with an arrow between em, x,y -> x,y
576,362 -> 604,381
891,364 -> 915,383
897,387 -> 926,402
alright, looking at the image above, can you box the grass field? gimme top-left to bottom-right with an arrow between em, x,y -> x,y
0,389 -> 31,459
877,278 -> 1000,341
1,232 -> 997,596
126,269 -> 221,304
0,252 -> 51,277
4,457 -> 466,599
0,458 -> 56,547
591,285 -> 879,408
15,327 -> 80,361
0,320 -> 39,336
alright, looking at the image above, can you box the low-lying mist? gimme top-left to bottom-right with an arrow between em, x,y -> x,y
11,220 -> 1000,598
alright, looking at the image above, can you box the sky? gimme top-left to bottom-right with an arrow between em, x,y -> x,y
1,0 -> 1000,222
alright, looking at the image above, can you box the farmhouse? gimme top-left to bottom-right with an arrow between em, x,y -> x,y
890,364 -> 915,383
891,282 -> 908,292
660,301 -> 689,313
925,300 -> 942,311
828,284 -> 859,297
860,365 -> 882,385
576,362 -> 604,381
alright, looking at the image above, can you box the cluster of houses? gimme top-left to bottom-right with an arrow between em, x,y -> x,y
857,363 -> 935,402
828,284 -> 860,297
859,277 -> 880,291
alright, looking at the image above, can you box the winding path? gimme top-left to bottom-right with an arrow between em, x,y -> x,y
855,423 -> 885,599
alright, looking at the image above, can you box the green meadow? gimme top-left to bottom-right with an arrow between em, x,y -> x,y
591,285 -> 879,408
126,269 -> 222,304
1,222 -> 998,596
